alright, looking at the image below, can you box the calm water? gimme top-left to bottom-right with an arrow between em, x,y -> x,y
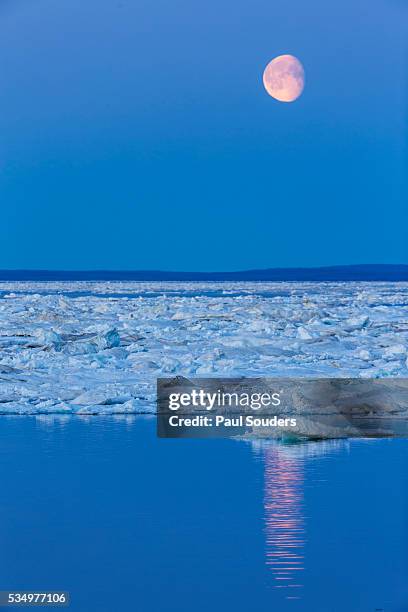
0,417 -> 406,612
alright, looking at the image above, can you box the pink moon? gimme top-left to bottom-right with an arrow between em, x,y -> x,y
263,55 -> 305,102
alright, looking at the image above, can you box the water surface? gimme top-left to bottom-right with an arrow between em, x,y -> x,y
0,417 -> 406,611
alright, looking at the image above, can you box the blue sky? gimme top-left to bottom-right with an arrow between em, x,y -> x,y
0,0 -> 407,270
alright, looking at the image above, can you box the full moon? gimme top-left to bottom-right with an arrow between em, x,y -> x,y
263,55 -> 305,102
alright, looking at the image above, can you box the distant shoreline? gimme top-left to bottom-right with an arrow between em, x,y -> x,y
0,265 -> 407,282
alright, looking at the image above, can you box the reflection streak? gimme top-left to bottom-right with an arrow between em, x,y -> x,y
251,439 -> 348,601
264,447 -> 305,598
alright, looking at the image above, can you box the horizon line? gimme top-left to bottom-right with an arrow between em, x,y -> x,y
0,263 -> 407,272
0,264 -> 407,282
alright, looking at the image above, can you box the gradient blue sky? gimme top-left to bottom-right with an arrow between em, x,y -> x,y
0,0 -> 407,270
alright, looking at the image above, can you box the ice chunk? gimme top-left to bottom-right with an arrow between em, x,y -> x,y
71,390 -> 131,406
94,328 -> 121,350
383,344 -> 406,361
297,327 -> 314,341
34,329 -> 62,348
343,315 -> 370,332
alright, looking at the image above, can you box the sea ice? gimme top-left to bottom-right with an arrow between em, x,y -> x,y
0,281 -> 407,414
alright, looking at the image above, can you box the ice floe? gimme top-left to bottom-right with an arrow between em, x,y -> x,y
0,281 -> 407,414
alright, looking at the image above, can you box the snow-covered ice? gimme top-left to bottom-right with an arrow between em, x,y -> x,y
0,281 -> 407,414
